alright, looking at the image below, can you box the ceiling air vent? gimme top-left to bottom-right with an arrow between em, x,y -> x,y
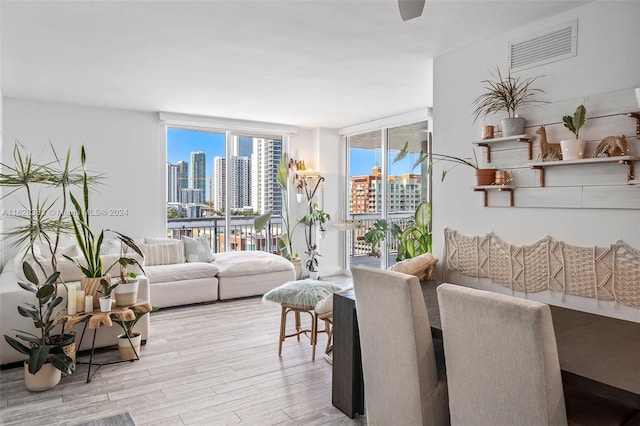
509,20 -> 577,72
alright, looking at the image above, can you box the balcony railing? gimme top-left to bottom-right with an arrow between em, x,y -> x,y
166,210 -> 415,260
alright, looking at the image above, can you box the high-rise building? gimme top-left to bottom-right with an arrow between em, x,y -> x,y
238,136 -> 253,157
252,138 -> 283,215
350,166 -> 421,213
177,160 -> 189,192
167,163 -> 179,203
214,156 -> 251,211
181,188 -> 203,204
190,151 -> 206,201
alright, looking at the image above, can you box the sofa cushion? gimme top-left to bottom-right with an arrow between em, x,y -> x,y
144,262 -> 219,284
145,237 -> 180,245
183,236 -> 215,263
141,241 -> 185,266
214,251 -> 294,277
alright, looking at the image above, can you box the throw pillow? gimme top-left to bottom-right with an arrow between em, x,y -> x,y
182,236 -> 215,263
263,279 -> 342,307
141,241 -> 186,266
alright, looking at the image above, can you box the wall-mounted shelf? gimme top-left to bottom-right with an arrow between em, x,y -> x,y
473,134 -> 532,163
528,156 -> 640,187
473,185 -> 515,207
627,112 -> 640,139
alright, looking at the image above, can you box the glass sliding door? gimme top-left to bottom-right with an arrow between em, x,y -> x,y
386,121 -> 429,267
346,120 -> 430,269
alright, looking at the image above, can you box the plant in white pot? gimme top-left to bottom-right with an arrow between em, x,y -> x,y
305,247 -> 321,280
3,264 -> 75,391
97,278 -> 118,312
109,236 -> 145,307
113,306 -> 157,360
472,67 -> 546,137
561,104 -> 587,160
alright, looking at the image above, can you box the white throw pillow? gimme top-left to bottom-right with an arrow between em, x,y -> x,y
141,241 -> 186,266
182,236 -> 215,263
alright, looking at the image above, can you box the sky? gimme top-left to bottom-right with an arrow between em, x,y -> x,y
167,128 -> 422,182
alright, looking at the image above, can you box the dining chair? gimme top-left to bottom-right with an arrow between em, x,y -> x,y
437,283 -> 567,425
351,266 -> 449,426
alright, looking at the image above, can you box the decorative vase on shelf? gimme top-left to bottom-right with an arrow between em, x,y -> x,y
560,139 -> 586,160
501,117 -> 525,137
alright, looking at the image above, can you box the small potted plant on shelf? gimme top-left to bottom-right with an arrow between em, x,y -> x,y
97,278 -> 118,312
3,264 -> 75,392
113,306 -> 157,360
560,104 -> 587,160
110,236 -> 145,307
394,140 -> 495,186
305,246 -> 321,280
472,67 -> 546,136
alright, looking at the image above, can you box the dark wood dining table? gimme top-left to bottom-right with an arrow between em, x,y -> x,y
331,281 -> 640,418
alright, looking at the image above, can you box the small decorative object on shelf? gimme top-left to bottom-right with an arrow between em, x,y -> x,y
592,135 -> 628,158
536,126 -> 562,161
494,170 -> 513,185
482,125 -> 495,140
560,104 -> 587,160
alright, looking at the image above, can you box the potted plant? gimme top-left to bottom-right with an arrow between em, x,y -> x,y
305,247 -> 321,280
3,263 -> 75,391
97,278 -> 118,312
394,140 -> 495,185
472,67 -> 546,136
363,219 -> 401,258
397,201 -> 432,261
112,306 -> 157,360
110,236 -> 145,306
300,202 -> 331,247
560,104 -> 587,160
64,147 -> 144,308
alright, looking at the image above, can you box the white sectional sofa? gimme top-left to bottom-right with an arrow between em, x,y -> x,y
1,235 -> 295,366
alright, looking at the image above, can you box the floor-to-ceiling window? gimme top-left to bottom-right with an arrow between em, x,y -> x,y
347,119 -> 430,269
166,127 -> 284,253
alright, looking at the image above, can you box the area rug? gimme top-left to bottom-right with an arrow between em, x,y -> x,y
75,412 -> 136,426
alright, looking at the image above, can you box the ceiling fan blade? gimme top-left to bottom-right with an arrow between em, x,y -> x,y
398,0 -> 425,21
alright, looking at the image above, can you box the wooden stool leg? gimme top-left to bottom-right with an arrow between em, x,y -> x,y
278,306 -> 287,356
311,311 -> 318,361
295,311 -> 301,341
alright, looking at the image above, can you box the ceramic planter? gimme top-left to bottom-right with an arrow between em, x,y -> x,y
117,332 -> 141,360
309,271 -> 320,280
475,168 -> 496,186
560,139 -> 586,160
24,362 -> 61,392
99,296 -> 112,312
114,280 -> 139,307
501,117 -> 525,137
290,258 -> 303,280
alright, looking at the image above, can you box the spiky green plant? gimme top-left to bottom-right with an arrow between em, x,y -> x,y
472,67 -> 546,122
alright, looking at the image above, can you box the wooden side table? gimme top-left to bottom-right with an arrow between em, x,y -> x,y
61,303 -> 152,383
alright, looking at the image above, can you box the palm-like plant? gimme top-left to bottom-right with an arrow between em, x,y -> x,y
472,67 -> 546,123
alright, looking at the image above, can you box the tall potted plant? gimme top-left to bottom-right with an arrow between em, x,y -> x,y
472,67 -> 546,136
64,147 -> 144,308
3,264 -> 75,391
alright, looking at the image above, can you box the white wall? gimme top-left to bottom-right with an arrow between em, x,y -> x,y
432,1 -> 640,298
2,98 -> 165,260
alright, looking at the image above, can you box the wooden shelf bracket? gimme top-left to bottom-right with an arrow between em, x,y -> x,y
531,165 -> 546,187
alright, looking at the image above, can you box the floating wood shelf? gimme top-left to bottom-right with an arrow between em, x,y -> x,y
473,134 -> 532,163
528,156 -> 640,187
473,185 -> 515,207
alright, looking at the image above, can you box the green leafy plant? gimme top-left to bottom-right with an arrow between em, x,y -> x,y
299,203 -> 331,251
562,104 -> 587,139
64,147 -> 143,279
394,140 -> 479,181
3,263 -> 75,375
113,306 -> 158,338
397,201 -> 432,261
97,278 -> 119,299
363,219 -> 401,258
472,67 -> 546,122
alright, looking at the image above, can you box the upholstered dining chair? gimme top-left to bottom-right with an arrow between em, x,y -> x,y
351,266 -> 449,426
437,283 -> 567,425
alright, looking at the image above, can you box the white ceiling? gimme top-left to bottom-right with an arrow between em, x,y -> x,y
1,0 -> 587,129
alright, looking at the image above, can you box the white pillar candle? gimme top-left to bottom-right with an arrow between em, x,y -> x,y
67,284 -> 77,315
84,295 -> 93,313
76,290 -> 85,313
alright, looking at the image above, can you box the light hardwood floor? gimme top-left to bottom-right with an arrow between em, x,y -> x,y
0,275 -> 366,426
